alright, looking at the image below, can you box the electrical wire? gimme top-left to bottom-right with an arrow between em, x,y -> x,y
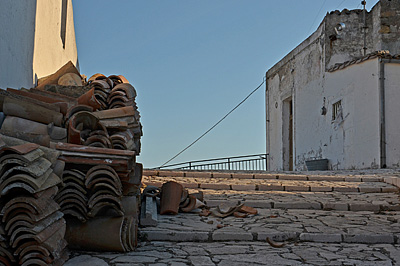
307,0 -> 328,35
159,77 -> 266,168
336,0 -> 348,9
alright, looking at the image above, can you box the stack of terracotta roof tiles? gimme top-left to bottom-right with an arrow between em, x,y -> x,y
55,165 -> 124,222
0,136 -> 68,266
54,169 -> 88,222
0,88 -> 69,146
54,162 -> 139,252
0,61 -> 142,155
0,61 -> 143,256
88,73 -> 142,155
54,142 -> 140,252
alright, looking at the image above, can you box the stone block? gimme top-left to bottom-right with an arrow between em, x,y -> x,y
349,204 -> 380,212
278,175 -> 307,180
333,187 -> 359,192
211,172 -> 232,178
188,256 -> 215,266
184,171 -> 212,178
299,233 -> 342,243
274,202 -> 321,210
382,187 -> 399,193
141,230 -> 210,242
243,200 -> 273,208
232,173 -> 254,179
205,200 -> 236,207
386,204 -> 400,211
231,184 -> 256,191
200,183 -> 230,190
362,177 -> 382,182
158,170 -> 185,177
143,169 -> 159,176
140,196 -> 158,227
212,230 -> 253,241
345,177 -> 362,182
323,202 -> 348,211
64,255 -> 108,266
310,186 -> 332,192
144,181 -> 163,188
180,182 -> 200,189
257,232 -> 299,241
258,184 -> 283,191
343,234 -> 394,244
383,177 -> 394,184
285,186 -> 309,192
359,187 -> 381,193
308,176 -> 344,181
396,234 -> 400,244
254,174 -> 278,179
395,178 -> 400,188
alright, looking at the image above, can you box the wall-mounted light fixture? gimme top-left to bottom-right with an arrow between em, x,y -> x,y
334,23 -> 346,38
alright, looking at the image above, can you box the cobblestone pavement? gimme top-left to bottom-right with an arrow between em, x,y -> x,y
66,170 -> 400,265
141,209 -> 400,243
66,241 -> 400,266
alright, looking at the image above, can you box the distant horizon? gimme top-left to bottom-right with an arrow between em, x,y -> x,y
73,0 -> 379,168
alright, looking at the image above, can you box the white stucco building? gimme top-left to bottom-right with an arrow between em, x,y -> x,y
266,0 -> 400,171
0,0 -> 78,89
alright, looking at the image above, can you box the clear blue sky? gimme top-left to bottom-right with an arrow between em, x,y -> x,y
72,0 -> 379,168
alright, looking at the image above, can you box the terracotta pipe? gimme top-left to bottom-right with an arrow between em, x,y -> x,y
160,181 -> 183,215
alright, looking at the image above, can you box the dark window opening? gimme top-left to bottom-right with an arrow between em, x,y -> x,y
332,100 -> 342,121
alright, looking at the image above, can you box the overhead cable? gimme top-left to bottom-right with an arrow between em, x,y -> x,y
336,0 -> 348,9
307,0 -> 328,35
159,77 -> 266,168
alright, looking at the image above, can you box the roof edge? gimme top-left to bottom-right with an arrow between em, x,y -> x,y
327,51 -> 400,72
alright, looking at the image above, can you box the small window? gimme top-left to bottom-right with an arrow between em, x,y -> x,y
332,100 -> 342,121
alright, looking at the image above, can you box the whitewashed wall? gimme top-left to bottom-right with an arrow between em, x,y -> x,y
0,0 -> 78,89
295,60 -> 381,170
0,0 -> 37,89
268,58 -> 400,171
33,0 -> 78,81
385,63 -> 400,168
266,23 -> 325,171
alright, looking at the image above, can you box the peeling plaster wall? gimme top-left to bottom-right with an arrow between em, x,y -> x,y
295,60 -> 381,171
266,0 -> 400,171
267,74 -> 283,170
266,22 -> 325,171
385,63 -> 400,168
0,0 -> 78,89
268,56 -> 382,171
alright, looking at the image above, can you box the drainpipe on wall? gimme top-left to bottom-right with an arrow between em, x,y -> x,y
379,59 -> 386,168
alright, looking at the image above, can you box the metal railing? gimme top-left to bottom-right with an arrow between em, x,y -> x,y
157,154 -> 268,171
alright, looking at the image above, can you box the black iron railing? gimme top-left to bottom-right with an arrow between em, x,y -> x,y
157,154 -> 268,171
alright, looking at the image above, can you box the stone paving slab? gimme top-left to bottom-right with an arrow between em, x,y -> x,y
199,189 -> 400,211
142,175 -> 398,193
66,241 -> 400,265
143,169 -> 400,182
139,209 -> 400,244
